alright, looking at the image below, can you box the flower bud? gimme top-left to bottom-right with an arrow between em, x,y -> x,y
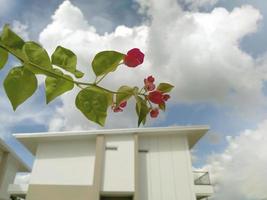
150,108 -> 159,118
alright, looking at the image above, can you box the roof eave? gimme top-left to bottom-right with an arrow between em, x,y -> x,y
14,125 -> 209,155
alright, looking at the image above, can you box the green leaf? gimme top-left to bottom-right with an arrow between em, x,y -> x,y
23,41 -> 53,75
76,86 -> 109,126
51,46 -> 84,78
135,96 -> 149,127
4,66 -> 37,110
45,69 -> 74,104
159,102 -> 166,111
92,51 -> 125,76
105,91 -> 114,106
1,25 -> 25,59
0,47 -> 8,70
157,83 -> 174,93
51,46 -> 75,71
74,70 -> 84,78
116,86 -> 135,106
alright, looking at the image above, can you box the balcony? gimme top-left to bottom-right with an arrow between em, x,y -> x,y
193,171 -> 213,200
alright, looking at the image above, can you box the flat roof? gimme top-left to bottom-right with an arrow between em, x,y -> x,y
14,125 -> 209,155
0,139 -> 31,172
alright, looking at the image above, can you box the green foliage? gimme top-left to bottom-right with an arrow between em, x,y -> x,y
76,86 -> 109,126
74,70 -> 84,78
136,96 -> 149,127
0,48 -> 8,70
45,69 -> 74,104
0,25 -> 25,59
52,46 -> 84,78
116,86 -> 135,106
157,83 -> 174,93
92,51 -> 125,76
159,102 -> 166,111
4,67 -> 37,110
23,41 -> 53,75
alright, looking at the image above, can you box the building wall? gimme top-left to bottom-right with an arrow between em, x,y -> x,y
102,134 -> 135,193
26,133 -> 198,200
138,134 -> 196,200
29,139 -> 96,185
0,152 -> 19,200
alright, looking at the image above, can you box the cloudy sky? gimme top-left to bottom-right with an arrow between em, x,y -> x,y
1,0 -> 267,199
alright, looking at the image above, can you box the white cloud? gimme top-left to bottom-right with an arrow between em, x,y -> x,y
38,0 -> 267,130
11,20 -> 29,40
0,89 -> 53,138
39,0 -> 150,130
203,120 -> 267,200
14,173 -> 30,184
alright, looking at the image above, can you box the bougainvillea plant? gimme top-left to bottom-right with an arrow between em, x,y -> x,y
0,25 -> 174,127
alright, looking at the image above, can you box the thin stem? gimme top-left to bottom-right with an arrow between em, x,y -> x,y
139,86 -> 145,94
76,83 -> 84,89
95,62 -> 124,85
96,73 -> 109,85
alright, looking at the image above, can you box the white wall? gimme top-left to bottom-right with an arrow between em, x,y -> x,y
30,139 -> 96,186
138,134 -> 196,200
102,135 -> 135,193
0,154 -> 19,200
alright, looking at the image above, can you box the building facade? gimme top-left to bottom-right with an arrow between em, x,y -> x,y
11,126 -> 213,200
0,139 -> 30,200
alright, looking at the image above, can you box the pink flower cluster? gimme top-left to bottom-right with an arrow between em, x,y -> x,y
112,48 -> 172,120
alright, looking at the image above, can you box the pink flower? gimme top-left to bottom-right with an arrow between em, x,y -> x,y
119,101 -> 127,108
162,94 -> 170,101
148,91 -> 171,105
144,75 -> 155,91
150,108 -> 159,118
124,48 -> 144,68
112,101 -> 127,112
148,90 -> 164,105
147,76 -> 154,83
113,107 -> 123,112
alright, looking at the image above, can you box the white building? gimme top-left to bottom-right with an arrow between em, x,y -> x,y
0,139 -> 30,200
10,126 -> 213,200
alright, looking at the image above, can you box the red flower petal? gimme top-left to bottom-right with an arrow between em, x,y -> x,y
148,90 -> 164,104
146,83 -> 155,91
150,108 -> 159,118
147,75 -> 155,83
124,48 -> 144,68
163,94 -> 170,101
113,107 -> 123,112
119,101 -> 127,108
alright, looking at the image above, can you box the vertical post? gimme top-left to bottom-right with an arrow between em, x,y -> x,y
0,152 -> 9,188
93,135 -> 105,200
133,133 -> 139,200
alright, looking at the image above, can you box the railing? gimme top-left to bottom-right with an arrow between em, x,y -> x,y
193,171 -> 211,185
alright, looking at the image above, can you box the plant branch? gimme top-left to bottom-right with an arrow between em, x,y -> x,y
0,43 -> 145,96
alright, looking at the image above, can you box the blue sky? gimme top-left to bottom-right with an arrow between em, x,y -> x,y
1,0 -> 267,199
